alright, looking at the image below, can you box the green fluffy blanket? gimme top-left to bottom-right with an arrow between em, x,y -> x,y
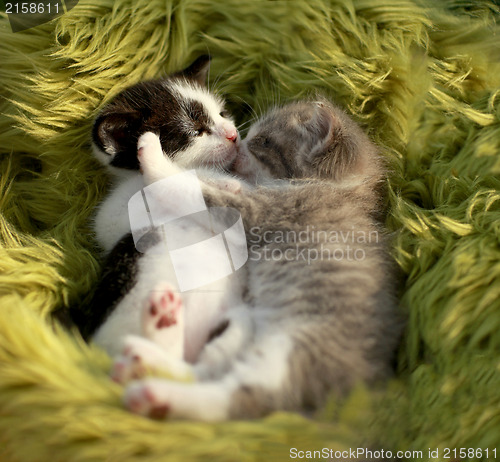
1,0 -> 500,460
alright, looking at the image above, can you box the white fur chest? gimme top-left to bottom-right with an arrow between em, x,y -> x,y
92,174 -> 144,253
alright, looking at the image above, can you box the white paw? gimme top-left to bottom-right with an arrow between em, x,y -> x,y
137,132 -> 180,181
110,335 -> 193,385
220,178 -> 242,194
110,336 -> 158,384
137,131 -> 161,153
124,379 -> 172,419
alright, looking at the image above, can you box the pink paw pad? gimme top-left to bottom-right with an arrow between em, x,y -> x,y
147,286 -> 182,330
141,284 -> 184,356
149,403 -> 170,420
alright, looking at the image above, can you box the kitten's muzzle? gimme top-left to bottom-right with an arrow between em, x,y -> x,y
225,128 -> 238,143
216,122 -> 239,144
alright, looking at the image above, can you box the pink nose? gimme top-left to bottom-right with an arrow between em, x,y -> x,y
225,129 -> 238,143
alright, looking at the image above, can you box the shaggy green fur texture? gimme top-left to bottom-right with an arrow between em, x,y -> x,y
1,0 -> 500,460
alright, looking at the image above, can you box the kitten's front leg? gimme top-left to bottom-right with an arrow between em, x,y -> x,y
136,132 -> 249,237
204,176 -> 243,194
138,132 -> 242,194
137,132 -> 182,183
136,132 -> 209,227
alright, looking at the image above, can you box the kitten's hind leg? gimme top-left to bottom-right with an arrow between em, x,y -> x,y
141,282 -> 184,359
123,331 -> 296,421
125,378 -> 230,421
111,335 -> 193,385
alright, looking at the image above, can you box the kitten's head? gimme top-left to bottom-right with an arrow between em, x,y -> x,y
234,99 -> 380,183
92,55 -> 239,175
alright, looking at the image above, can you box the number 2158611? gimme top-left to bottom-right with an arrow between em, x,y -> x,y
5,3 -> 60,14
444,448 -> 497,459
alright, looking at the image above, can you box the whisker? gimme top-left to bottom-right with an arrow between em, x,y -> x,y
210,66 -> 233,94
237,120 -> 254,130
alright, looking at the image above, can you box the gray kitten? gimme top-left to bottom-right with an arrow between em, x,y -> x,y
115,99 -> 402,420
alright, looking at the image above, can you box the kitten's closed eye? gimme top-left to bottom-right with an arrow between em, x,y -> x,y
193,127 -> 210,137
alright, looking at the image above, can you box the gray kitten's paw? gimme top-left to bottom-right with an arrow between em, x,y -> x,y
204,177 -> 242,194
219,178 -> 242,194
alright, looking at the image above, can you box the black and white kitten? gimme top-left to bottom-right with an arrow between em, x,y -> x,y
72,56 -> 242,361
113,100 -> 402,421
91,55 -> 238,253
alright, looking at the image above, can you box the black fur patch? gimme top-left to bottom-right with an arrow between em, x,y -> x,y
93,81 -> 194,169
92,55 -> 213,170
207,318 -> 230,343
70,233 -> 142,340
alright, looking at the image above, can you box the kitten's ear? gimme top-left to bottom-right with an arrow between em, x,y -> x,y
313,130 -> 358,180
92,112 -> 141,167
178,55 -> 211,86
308,103 -> 358,180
